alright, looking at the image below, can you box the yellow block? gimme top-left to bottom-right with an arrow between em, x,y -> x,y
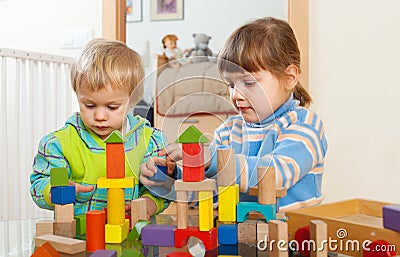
199,191 -> 213,231
107,188 -> 125,225
218,184 -> 239,222
105,219 -> 129,243
97,177 -> 134,188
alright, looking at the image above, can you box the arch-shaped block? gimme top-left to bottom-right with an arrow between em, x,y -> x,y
174,226 -> 217,250
236,202 -> 276,222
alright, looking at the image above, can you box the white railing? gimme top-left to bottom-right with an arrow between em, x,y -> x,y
0,48 -> 78,222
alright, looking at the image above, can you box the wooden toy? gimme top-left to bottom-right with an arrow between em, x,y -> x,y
199,191 -> 214,231
54,203 -> 74,222
97,177 -> 134,188
217,148 -> 236,187
174,226 -> 217,250
86,210 -> 106,252
238,242 -> 257,257
50,185 -> 75,205
36,220 -> 55,236
363,240 -> 396,257
269,220 -> 288,257
217,245 -> 238,255
166,252 -> 192,257
217,224 -> 238,245
257,166 -> 276,205
149,165 -> 169,182
176,125 -> 210,182
237,220 -> 257,244
90,250 -> 118,257
31,242 -> 60,257
174,178 -> 216,191
106,188 -> 125,225
131,198 -> 147,228
383,205 -> 400,232
105,219 -> 130,243
256,221 -> 268,244
74,214 -> 86,235
236,202 -> 276,222
310,220 -> 327,257
50,167 -> 69,187
120,248 -> 142,257
176,191 -> 188,229
141,224 -> 176,246
105,130 -> 125,179
35,234 -> 85,254
294,225 -> 311,257
218,185 -> 239,222
286,199 -> 400,257
54,220 -> 76,238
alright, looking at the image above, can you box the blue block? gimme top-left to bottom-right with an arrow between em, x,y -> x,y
91,250 -> 117,257
218,244 -> 238,255
236,202 -> 276,222
218,224 -> 238,245
149,165 -> 168,182
51,185 -> 75,204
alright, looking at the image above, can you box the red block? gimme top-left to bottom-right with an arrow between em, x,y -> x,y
86,210 -> 106,252
182,143 -> 204,182
174,226 -> 217,251
31,242 -> 60,257
106,143 -> 125,178
166,252 -> 192,257
363,240 -> 396,257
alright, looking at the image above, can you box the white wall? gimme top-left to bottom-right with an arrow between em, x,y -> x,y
0,0 -> 102,57
309,0 -> 400,203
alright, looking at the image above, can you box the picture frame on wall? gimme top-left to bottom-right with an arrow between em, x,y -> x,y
126,0 -> 143,23
150,0 -> 184,21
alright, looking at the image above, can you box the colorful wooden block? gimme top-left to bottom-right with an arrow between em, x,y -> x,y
105,219 -> 130,243
174,179 -> 216,192
176,191 -> 188,229
217,224 -> 237,245
97,177 -> 134,188
90,250 -> 117,257
51,185 -> 75,205
50,167 -> 69,187
141,224 -> 176,246
36,220 -> 55,236
35,234 -> 85,254
238,220 -> 257,244
86,210 -> 106,252
149,165 -> 169,182
120,249 -> 142,257
166,252 -> 192,257
54,203 -> 74,222
199,191 -> 214,231
310,220 -> 327,257
54,220 -> 76,238
107,188 -> 125,225
217,245 -> 238,256
104,130 -> 125,179
174,226 -> 217,250
74,214 -> 86,235
236,202 -> 276,222
218,185 -> 239,222
131,198 -> 147,228
383,205 -> 400,232
31,242 -> 60,257
269,220 -> 288,257
182,143 -> 205,182
217,148 -> 237,187
105,244 -> 124,256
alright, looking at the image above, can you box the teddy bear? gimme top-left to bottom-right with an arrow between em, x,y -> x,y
185,33 -> 213,62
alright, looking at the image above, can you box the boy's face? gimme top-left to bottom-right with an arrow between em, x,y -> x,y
77,83 -> 130,140
223,70 -> 289,123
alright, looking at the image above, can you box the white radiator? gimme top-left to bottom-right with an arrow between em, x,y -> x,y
0,48 -> 78,222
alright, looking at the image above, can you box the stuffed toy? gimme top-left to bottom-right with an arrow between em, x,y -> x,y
161,34 -> 184,61
185,33 -> 213,62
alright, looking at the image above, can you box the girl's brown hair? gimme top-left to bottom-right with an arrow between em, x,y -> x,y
71,38 -> 145,105
218,17 -> 311,107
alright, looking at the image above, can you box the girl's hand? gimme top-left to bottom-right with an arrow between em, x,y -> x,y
158,143 -> 182,162
68,180 -> 94,193
139,157 -> 168,186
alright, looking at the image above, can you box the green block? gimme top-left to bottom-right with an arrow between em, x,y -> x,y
106,243 -> 124,255
104,130 -> 125,143
50,167 -> 69,187
121,249 -> 143,257
175,125 -> 210,143
74,214 -> 86,235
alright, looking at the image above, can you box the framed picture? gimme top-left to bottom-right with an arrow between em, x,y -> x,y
126,0 -> 143,23
150,0 -> 184,21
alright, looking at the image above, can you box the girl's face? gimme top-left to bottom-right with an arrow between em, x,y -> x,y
77,82 -> 130,140
223,70 -> 290,123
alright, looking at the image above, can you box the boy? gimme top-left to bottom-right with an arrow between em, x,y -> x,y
30,38 -> 169,218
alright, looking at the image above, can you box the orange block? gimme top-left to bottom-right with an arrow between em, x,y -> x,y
31,242 -> 60,257
106,143 -> 125,178
86,210 -> 106,252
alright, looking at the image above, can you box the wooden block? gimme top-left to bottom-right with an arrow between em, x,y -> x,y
269,220 -> 288,257
74,214 -> 86,235
131,198 -> 147,228
217,245 -> 238,256
218,185 -> 239,222
217,148 -> 236,186
105,219 -> 129,243
97,177 -> 134,189
199,191 -> 213,231
176,191 -> 188,229
50,167 -> 69,187
105,141 -> 125,179
182,143 -> 205,182
236,202 -> 276,223
166,252 -> 192,257
249,187 -> 287,198
54,204 -> 74,222
237,220 -> 257,244
217,224 -> 237,245
141,224 -> 176,246
174,226 -> 217,250
91,249 -> 117,257
310,220 -> 328,257
257,166 -> 276,205
107,188 -> 125,225
149,165 -> 169,182
51,186 -> 75,205
120,249 -> 142,257
36,220 -> 55,236
238,242 -> 257,256
174,179 -> 216,192
54,220 -> 76,238
257,221 -> 269,243
86,210 -> 106,252
31,242 -> 60,257
35,234 -> 85,254
383,205 -> 400,232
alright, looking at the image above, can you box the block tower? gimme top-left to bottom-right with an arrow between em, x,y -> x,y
97,130 -> 134,244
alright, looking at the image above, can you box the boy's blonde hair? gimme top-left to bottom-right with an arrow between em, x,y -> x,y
71,38 -> 145,105
218,17 -> 311,107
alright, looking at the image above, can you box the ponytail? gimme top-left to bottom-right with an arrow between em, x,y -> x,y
293,82 -> 312,107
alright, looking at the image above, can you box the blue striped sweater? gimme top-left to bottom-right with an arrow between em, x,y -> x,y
207,96 -> 328,212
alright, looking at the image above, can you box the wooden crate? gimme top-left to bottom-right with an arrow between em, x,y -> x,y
286,198 -> 399,257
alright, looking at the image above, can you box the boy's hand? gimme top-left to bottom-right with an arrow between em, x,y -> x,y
140,157 -> 168,186
68,180 -> 94,193
158,143 -> 182,162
